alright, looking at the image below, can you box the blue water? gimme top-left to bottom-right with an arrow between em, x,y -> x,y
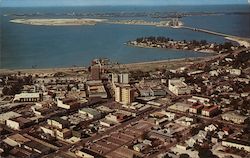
0,5 -> 250,69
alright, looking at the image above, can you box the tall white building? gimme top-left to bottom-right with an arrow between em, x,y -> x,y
119,73 -> 129,84
112,73 -> 129,84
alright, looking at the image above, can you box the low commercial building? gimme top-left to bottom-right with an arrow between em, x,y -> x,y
99,118 -> 116,127
79,108 -> 101,119
168,102 -> 191,112
175,116 -> 196,126
6,117 -> 33,130
148,111 -> 175,125
40,125 -> 56,137
201,105 -> 219,117
47,117 -> 70,129
13,93 -> 42,102
209,70 -> 219,76
187,70 -> 204,76
56,128 -> 72,139
9,146 -> 40,158
0,111 -> 22,124
57,98 -> 81,110
168,79 -> 191,96
105,110 -> 132,123
86,80 -> 107,99
229,69 -> 241,76
222,138 -> 250,152
189,104 -> 204,114
23,140 -> 51,155
3,134 -> 30,147
75,148 -> 105,158
221,111 -> 248,124
137,86 -> 152,97
151,87 -> 166,96
133,143 -> 147,152
31,105 -> 53,116
188,96 -> 210,104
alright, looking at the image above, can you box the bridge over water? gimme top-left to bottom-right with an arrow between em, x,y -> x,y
180,26 -> 250,47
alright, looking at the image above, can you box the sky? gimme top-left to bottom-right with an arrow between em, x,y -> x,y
1,0 -> 249,7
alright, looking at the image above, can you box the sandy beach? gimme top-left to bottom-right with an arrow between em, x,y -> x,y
10,18 -> 107,26
0,55 -> 220,75
225,37 -> 250,48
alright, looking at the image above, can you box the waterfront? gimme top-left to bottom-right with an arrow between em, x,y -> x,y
0,5 -> 250,69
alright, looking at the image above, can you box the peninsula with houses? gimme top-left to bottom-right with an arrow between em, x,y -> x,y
127,36 -> 245,54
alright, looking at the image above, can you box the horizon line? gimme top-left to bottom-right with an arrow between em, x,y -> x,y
2,3 -> 249,8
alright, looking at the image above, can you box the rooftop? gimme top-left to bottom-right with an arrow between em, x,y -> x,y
24,140 -> 51,152
0,111 -> 22,121
224,138 -> 250,146
10,116 -> 32,124
202,105 -> 219,112
79,108 -> 101,116
49,117 -> 70,125
14,93 -> 40,98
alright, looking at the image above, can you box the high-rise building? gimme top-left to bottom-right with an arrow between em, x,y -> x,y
114,84 -> 134,105
115,86 -> 121,103
112,73 -> 119,83
112,73 -> 129,84
121,86 -> 134,105
119,73 -> 129,84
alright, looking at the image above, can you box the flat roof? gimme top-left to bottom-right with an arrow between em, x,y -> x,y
10,147 -> 39,157
79,108 -> 100,115
224,138 -> 250,146
15,93 -> 40,98
6,134 -> 30,144
202,105 -> 219,112
222,111 -> 248,119
169,79 -> 187,88
10,117 -> 32,124
24,140 -> 51,151
49,117 -> 69,125
168,102 -> 191,112
80,148 -> 105,158
0,111 -> 22,121
190,104 -> 204,109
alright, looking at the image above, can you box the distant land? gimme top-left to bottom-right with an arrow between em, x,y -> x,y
10,18 -> 107,26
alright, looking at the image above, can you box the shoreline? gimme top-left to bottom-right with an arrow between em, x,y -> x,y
225,37 -> 250,48
0,55 -> 217,74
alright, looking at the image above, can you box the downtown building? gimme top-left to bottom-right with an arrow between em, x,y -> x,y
115,84 -> 135,105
